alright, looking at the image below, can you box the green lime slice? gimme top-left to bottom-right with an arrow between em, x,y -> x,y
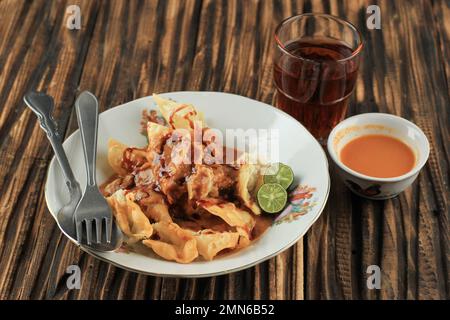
257,183 -> 288,214
263,163 -> 294,189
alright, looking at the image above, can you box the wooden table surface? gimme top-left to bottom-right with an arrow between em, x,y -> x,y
0,0 -> 448,300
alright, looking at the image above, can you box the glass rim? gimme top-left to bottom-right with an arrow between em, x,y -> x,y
274,13 -> 364,63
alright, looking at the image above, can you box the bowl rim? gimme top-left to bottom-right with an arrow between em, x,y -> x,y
327,112 -> 430,183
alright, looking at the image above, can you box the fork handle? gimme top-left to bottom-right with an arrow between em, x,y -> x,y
75,91 -> 99,187
23,92 -> 80,194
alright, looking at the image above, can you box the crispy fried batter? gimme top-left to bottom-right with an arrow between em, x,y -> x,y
131,188 -> 172,223
107,139 -> 129,176
187,165 -> 215,200
193,229 -> 240,261
197,198 -> 256,249
142,222 -> 198,263
236,164 -> 262,215
106,190 -> 153,244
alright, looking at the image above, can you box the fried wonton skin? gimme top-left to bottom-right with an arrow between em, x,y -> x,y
106,189 -> 153,243
108,139 -> 149,176
235,230 -> 251,249
123,148 -> 149,173
198,199 -> 256,241
107,139 -> 129,176
150,129 -> 193,204
142,222 -> 198,263
101,174 -> 134,197
130,188 -> 172,223
236,164 -> 261,215
133,163 -> 155,187
153,94 -> 205,130
193,229 -> 240,260
146,122 -> 171,157
186,165 -> 215,200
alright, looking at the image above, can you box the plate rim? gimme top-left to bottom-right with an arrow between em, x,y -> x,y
44,91 -> 330,278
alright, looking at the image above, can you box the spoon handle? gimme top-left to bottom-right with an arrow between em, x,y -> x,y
75,91 -> 99,188
23,91 -> 80,194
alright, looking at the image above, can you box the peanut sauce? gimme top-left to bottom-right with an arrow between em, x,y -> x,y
340,134 -> 415,178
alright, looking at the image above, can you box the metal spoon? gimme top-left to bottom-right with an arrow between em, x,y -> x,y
24,92 -> 81,241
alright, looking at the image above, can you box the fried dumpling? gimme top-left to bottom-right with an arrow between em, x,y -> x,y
236,164 -> 262,215
153,94 -> 205,130
198,199 -> 255,244
193,229 -> 239,260
108,139 -> 148,175
142,222 -> 198,263
146,122 -> 171,155
102,174 -> 134,197
107,139 -> 128,176
130,189 -> 172,223
186,165 -> 215,200
198,199 -> 256,231
106,189 -> 153,243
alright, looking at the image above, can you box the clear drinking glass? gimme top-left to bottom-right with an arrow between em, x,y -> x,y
273,13 -> 363,144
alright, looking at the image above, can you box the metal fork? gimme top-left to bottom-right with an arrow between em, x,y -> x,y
74,91 -> 119,247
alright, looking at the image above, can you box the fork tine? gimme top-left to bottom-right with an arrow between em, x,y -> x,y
95,218 -> 102,243
76,221 -> 83,243
105,218 -> 112,243
85,219 -> 93,245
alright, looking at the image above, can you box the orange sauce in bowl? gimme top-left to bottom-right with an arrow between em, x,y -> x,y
340,134 -> 415,178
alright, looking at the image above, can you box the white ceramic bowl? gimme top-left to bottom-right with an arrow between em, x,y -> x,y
45,91 -> 330,277
327,113 -> 429,200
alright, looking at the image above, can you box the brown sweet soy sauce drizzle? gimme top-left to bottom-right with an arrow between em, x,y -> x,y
168,104 -> 198,129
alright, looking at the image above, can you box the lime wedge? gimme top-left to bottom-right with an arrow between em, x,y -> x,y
263,163 -> 294,189
257,183 -> 288,214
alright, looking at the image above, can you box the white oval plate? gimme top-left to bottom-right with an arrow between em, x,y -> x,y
45,91 -> 330,277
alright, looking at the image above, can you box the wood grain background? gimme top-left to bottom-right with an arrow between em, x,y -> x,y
0,0 -> 448,300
